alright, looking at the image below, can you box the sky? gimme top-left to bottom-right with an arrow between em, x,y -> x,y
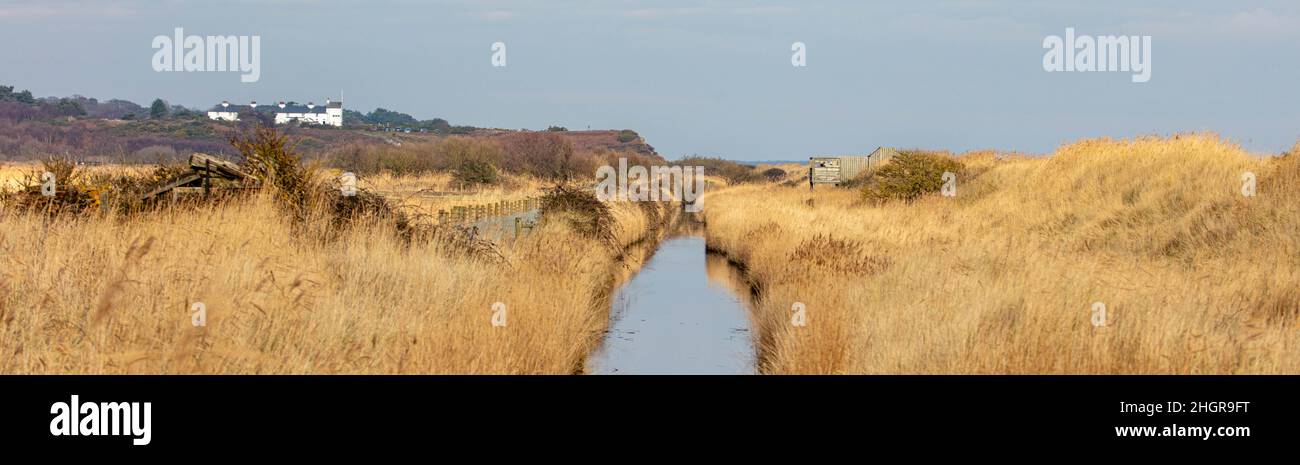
1,0 -> 1297,160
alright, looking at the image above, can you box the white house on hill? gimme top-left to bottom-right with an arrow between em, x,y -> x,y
207,99 -> 343,127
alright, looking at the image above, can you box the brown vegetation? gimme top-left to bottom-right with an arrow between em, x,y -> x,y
0,126 -> 677,373
704,135 -> 1300,374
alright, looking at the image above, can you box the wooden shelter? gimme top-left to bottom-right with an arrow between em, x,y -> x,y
808,147 -> 898,187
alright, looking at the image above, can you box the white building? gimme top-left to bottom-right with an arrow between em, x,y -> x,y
206,99 -> 343,127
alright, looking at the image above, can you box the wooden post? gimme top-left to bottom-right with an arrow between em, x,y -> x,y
514,217 -> 522,239
203,159 -> 211,197
438,209 -> 446,224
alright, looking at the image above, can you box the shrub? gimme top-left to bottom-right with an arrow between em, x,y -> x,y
617,129 -> 639,143
499,132 -> 578,180
327,142 -> 444,176
133,145 -> 177,161
454,157 -> 498,185
230,125 -> 317,213
538,184 -> 618,247
675,156 -> 761,184
439,137 -> 502,186
860,150 -> 965,203
761,167 -> 787,181
0,158 -> 98,214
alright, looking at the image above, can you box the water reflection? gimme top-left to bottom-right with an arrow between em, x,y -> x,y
586,226 -> 756,375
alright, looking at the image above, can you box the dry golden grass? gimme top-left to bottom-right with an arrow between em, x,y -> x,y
704,134 -> 1300,374
340,170 -> 549,217
0,162 -> 154,192
0,186 -> 668,373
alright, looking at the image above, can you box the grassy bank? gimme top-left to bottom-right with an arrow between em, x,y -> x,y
0,176 -> 675,374
703,135 -> 1300,374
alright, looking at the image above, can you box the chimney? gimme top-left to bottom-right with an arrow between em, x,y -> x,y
278,101 -> 286,109
221,100 -> 229,108
307,102 -> 315,110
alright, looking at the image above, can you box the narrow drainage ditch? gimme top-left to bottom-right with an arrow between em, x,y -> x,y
586,218 -> 757,374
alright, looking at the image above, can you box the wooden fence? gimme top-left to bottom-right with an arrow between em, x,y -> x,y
437,197 -> 541,225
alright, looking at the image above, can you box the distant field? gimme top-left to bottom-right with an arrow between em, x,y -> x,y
0,115 -> 660,164
327,169 -> 548,220
0,162 -> 152,191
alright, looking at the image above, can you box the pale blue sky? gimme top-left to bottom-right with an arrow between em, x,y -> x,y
1,0 -> 1297,160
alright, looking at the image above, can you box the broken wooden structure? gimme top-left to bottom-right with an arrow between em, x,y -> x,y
809,146 -> 898,189
141,153 -> 261,201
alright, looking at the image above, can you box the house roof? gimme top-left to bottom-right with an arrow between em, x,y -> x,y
869,146 -> 899,158
209,101 -> 341,114
276,104 -> 329,114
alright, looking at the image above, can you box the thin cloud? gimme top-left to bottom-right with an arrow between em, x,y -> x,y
617,2 -> 796,19
1222,8 -> 1300,39
1124,7 -> 1300,42
474,10 -> 515,21
0,1 -> 138,19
